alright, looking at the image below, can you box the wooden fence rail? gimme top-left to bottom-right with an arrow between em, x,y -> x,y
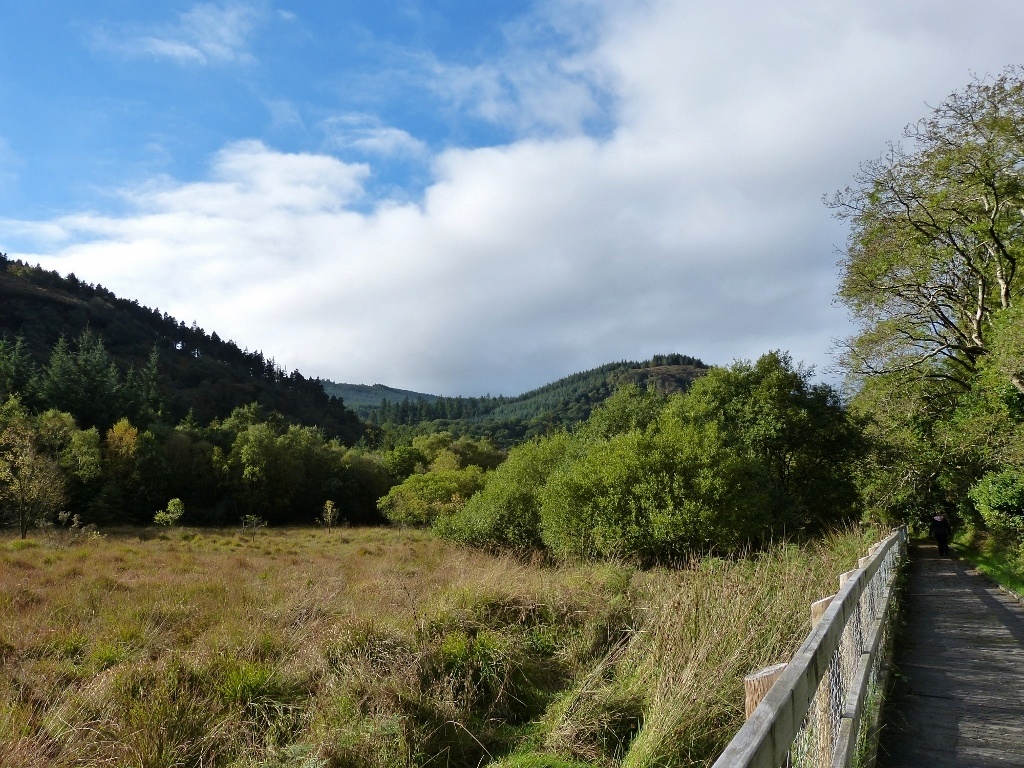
712,527 -> 907,768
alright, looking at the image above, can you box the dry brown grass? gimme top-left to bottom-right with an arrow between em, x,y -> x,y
0,526 -> 873,768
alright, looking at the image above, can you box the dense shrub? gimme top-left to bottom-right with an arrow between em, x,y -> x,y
969,469 -> 1024,538
434,432 -> 575,550
574,384 -> 665,441
676,351 -> 862,535
539,416 -> 769,561
378,466 -> 486,526
438,353 -> 863,562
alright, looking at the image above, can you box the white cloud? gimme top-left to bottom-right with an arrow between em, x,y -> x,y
92,2 -> 262,66
19,0 -> 1024,394
410,6 -> 610,139
321,115 -> 428,158
421,54 -> 606,137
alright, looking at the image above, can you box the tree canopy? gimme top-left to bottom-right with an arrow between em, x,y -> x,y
832,70 -> 1024,537
830,68 -> 1024,394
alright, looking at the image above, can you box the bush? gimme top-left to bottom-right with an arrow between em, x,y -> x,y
377,466 -> 485,527
153,498 -> 185,526
539,420 -> 763,562
441,353 -> 862,563
969,469 -> 1024,539
435,432 -> 575,550
575,383 -> 665,441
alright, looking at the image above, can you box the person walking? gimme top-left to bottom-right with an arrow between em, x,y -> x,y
929,512 -> 952,557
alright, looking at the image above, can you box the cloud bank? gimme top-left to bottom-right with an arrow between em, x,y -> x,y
14,0 -> 1024,395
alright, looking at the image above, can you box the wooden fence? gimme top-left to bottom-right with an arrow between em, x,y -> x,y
712,527 -> 907,768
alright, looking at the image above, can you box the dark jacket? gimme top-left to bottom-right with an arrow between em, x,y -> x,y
929,516 -> 952,539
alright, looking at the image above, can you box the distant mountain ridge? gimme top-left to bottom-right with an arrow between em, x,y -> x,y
325,354 -> 711,443
321,382 -> 439,412
1,253 -> 708,447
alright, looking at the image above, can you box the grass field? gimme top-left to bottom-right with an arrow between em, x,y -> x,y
0,525 -> 874,768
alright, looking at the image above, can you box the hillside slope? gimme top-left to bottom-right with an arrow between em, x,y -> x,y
0,255 -> 364,442
321,381 -> 439,414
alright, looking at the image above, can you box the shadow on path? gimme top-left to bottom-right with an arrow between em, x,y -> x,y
876,542 -> 1024,768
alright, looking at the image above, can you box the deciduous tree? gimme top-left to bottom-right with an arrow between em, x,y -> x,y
832,71 -> 1024,525
0,398 -> 66,537
830,69 -> 1024,393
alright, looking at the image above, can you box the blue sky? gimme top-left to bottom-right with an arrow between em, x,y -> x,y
2,2 -> 563,216
4,1 -> 1024,395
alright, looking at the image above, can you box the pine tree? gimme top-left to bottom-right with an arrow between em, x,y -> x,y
0,335 -> 36,401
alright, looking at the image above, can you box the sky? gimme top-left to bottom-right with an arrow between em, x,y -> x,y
3,1 -> 1024,396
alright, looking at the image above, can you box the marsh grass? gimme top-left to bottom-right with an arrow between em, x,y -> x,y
0,526 -> 872,767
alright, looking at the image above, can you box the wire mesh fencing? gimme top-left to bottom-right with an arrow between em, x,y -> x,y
786,534 -> 904,768
713,527 -> 907,768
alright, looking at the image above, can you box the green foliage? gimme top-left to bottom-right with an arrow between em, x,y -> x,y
575,383 -> 666,440
381,445 -> 427,482
214,415 -> 351,525
378,466 -> 486,527
954,528 -> 1024,596
539,421 -> 758,561
360,357 -> 709,445
339,448 -> 394,524
319,499 -> 339,532
411,431 -> 456,462
0,260 -> 365,442
969,470 -> 1024,538
833,71 -> 1024,533
0,396 -> 67,537
831,69 -> 1024,392
154,498 -> 185,526
435,432 -> 575,551
37,330 -> 122,432
678,351 -> 862,534
0,314 -> 368,530
449,435 -> 505,471
440,353 -> 861,561
0,335 -> 35,402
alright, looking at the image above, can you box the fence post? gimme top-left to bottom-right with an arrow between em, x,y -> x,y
812,595 -> 837,764
744,663 -> 788,719
811,595 -> 834,627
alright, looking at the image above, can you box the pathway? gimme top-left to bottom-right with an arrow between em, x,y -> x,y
876,542 -> 1024,767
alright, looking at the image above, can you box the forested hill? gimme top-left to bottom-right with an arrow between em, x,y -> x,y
0,255 -> 364,442
484,355 -> 709,423
321,382 -> 439,413
330,354 -> 710,443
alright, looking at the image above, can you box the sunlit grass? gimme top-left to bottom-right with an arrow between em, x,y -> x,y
953,530 -> 1024,598
0,525 -> 874,767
